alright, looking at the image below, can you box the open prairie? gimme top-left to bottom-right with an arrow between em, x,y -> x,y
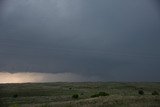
0,82 -> 160,107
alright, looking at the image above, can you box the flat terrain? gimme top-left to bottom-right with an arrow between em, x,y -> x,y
0,82 -> 160,107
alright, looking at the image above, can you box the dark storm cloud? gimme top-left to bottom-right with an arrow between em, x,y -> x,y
0,0 -> 160,81
0,0 -> 6,13
153,0 -> 160,8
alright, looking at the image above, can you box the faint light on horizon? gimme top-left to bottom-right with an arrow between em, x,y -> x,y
0,72 -> 99,83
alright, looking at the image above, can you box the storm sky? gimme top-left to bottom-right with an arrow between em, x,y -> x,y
0,0 -> 160,82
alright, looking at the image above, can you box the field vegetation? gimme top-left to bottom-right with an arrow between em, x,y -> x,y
0,82 -> 160,107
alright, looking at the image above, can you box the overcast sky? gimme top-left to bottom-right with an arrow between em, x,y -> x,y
0,0 -> 160,82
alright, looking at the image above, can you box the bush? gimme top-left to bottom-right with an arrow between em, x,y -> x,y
72,94 -> 79,99
152,91 -> 159,95
138,90 -> 144,95
13,94 -> 18,98
91,92 -> 109,98
91,94 -> 99,98
81,93 -> 84,95
98,92 -> 109,96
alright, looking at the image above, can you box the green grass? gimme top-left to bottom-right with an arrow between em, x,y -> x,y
0,82 -> 160,107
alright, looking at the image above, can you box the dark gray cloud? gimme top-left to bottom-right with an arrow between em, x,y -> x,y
0,0 -> 160,81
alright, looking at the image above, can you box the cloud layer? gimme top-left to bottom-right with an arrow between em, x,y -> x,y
0,72 -> 100,83
0,0 -> 160,81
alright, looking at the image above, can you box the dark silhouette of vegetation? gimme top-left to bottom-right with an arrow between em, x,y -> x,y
138,90 -> 144,95
152,91 -> 159,95
91,94 -> 99,98
72,94 -> 79,99
81,93 -> 84,95
91,92 -> 109,98
13,94 -> 18,98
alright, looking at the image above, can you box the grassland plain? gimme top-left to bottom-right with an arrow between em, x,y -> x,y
0,82 -> 160,107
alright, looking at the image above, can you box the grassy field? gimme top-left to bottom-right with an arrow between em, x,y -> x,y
0,82 -> 160,107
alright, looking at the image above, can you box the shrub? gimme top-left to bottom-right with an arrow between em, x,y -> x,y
13,94 -> 18,98
98,92 -> 109,96
91,92 -> 109,98
81,93 -> 84,95
91,94 -> 99,98
152,91 -> 159,95
138,90 -> 144,95
72,94 -> 79,99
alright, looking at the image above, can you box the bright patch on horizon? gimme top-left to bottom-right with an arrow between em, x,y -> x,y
0,72 -> 99,83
